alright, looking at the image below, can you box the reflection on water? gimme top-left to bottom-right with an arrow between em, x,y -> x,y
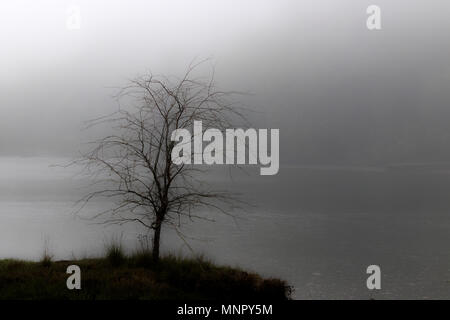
1,157 -> 450,299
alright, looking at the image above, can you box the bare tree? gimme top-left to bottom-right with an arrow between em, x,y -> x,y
75,62 -> 246,262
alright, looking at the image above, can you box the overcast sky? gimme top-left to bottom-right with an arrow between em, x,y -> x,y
1,0 -> 450,165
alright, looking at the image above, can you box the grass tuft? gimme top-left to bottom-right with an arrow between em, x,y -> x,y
130,249 -> 154,268
105,243 -> 126,267
40,240 -> 53,268
40,254 -> 53,268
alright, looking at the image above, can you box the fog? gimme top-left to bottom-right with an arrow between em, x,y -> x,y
0,0 -> 449,165
2,0 -> 450,299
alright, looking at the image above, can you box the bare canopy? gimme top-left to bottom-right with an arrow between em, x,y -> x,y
75,61 -> 247,261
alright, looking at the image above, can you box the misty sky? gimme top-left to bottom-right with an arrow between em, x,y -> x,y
1,0 -> 450,166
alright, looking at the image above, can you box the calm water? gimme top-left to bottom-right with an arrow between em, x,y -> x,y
1,157 -> 450,299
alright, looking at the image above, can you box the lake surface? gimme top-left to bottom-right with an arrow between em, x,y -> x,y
1,157 -> 450,299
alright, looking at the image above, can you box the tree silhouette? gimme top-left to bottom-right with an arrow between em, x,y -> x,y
76,61 -> 246,261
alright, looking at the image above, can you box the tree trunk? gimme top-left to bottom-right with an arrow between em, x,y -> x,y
152,220 -> 162,262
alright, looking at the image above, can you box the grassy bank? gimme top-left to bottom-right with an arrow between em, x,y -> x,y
0,251 -> 291,300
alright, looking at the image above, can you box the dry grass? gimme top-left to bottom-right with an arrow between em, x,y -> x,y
0,253 -> 292,300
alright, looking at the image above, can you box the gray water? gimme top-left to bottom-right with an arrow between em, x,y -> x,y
2,157 -> 450,299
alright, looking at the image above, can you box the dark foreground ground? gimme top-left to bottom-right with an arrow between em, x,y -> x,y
0,252 -> 291,300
